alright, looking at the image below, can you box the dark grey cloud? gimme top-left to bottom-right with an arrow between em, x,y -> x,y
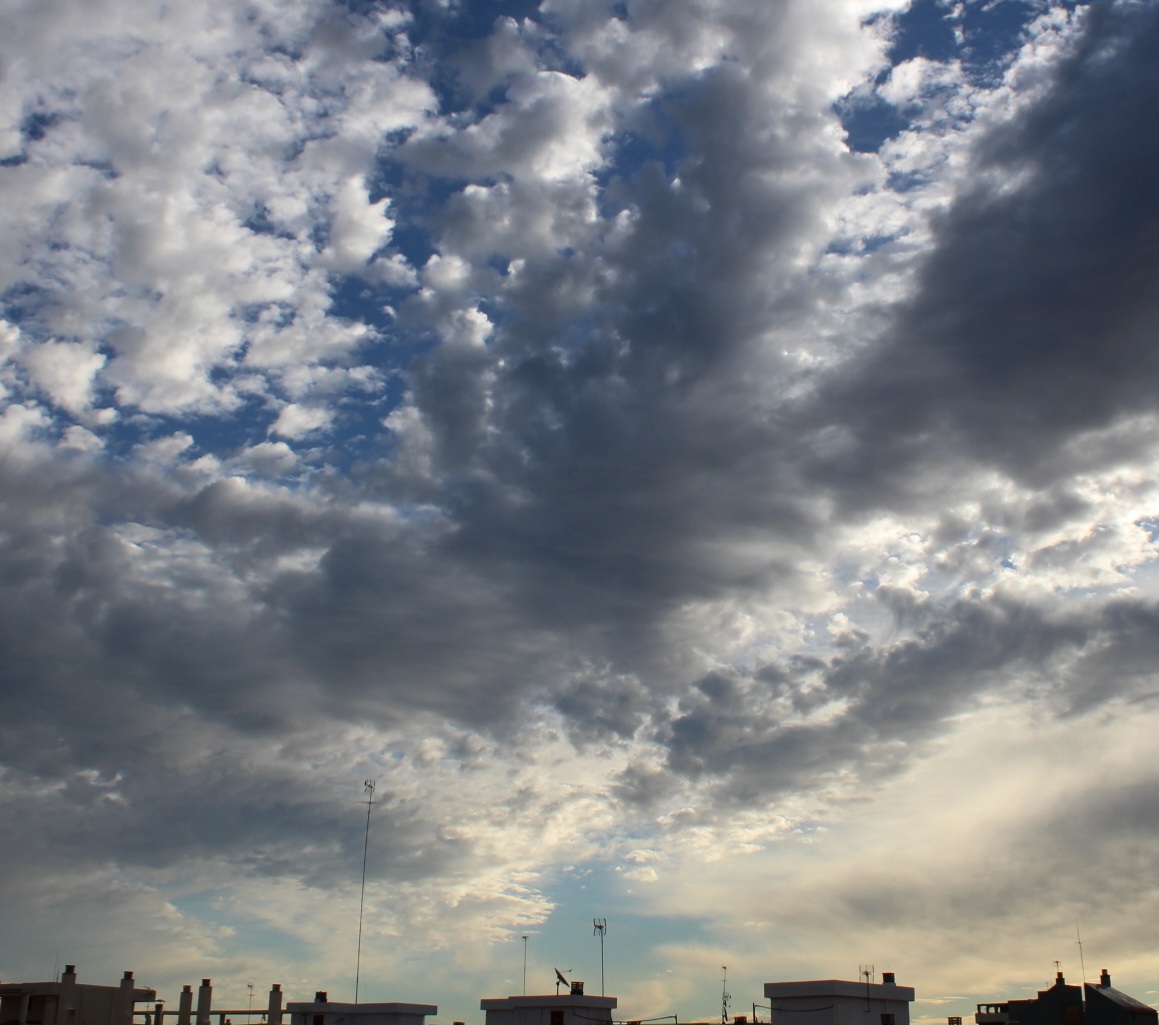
385,61 -> 860,682
367,4 -> 1159,784
808,1 -> 1159,504
650,591 -> 1159,810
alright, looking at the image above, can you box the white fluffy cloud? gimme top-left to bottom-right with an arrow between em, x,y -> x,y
0,0 -> 434,416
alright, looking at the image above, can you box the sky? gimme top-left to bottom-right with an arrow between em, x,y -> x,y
1,0 -> 1158,1021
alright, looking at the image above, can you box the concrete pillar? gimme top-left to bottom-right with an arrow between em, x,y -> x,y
266,987 -> 283,1025
196,981 -> 213,1025
155,1004 -> 165,1025
178,987 -> 194,1025
18,993 -> 30,1025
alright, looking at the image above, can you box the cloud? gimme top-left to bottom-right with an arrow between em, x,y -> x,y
0,0 -> 434,418
21,338 -> 107,415
810,1 -> 1159,500
1,1 -> 1159,1020
273,404 -> 334,439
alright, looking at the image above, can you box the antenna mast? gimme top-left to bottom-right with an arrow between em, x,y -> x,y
594,919 -> 607,996
1076,922 -> 1087,983
355,779 -> 376,1004
722,966 -> 731,1025
860,966 -> 874,1011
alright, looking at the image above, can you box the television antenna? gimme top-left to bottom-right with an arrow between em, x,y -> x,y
721,966 -> 731,1025
594,919 -> 607,996
523,936 -> 529,996
555,969 -> 572,995
860,966 -> 874,1011
355,779 -> 376,1004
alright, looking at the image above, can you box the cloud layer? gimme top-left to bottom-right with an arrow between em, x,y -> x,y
2,1 -> 1158,1022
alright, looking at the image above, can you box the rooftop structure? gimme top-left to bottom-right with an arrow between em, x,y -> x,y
481,982 -> 616,1025
1086,970 -> 1159,1025
286,993 -> 436,1025
763,974 -> 915,1025
0,968 -> 156,1025
975,969 -> 1157,1025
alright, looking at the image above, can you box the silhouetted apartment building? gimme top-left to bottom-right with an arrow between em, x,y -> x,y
763,973 -> 915,1025
0,968 -> 155,1025
975,971 -> 1157,1025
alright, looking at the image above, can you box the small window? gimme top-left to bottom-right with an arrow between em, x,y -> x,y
551,1011 -> 565,1025
881,1014 -> 895,1025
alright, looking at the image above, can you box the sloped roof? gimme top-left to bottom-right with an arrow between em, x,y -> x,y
1086,985 -> 1157,1014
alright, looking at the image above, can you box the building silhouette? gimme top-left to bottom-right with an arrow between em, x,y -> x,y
286,991 -> 436,1025
0,967 -> 155,1025
481,981 -> 616,1025
975,971 -> 1157,1025
763,973 -> 915,1025
2,962 -> 1155,1025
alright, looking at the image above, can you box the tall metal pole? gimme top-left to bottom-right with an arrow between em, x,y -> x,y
593,920 -> 607,996
721,966 -> 730,1025
355,779 -> 376,1004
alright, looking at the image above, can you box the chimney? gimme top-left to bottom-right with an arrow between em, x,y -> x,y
570,982 -> 584,996
267,986 -> 283,1025
118,972 -> 137,1025
1100,971 -> 1111,989
883,974 -> 896,986
178,986 -> 193,1025
62,967 -> 78,984
1056,973 -> 1065,986
314,994 -> 328,1005
196,980 -> 213,1025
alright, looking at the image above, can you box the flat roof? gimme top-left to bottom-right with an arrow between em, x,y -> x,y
764,981 -> 915,1002
0,982 -> 156,1000
480,996 -> 618,1010
286,1003 -> 437,1015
